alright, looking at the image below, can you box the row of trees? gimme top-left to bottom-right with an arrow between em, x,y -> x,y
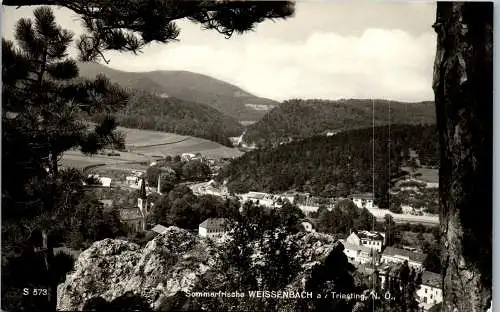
146,159 -> 211,193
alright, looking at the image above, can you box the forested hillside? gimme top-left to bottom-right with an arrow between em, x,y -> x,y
243,99 -> 436,146
86,89 -> 244,146
223,124 -> 439,207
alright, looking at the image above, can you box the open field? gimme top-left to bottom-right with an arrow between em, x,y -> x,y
132,137 -> 243,158
367,207 -> 439,225
414,167 -> 439,183
61,126 -> 243,171
118,127 -> 187,147
401,166 -> 439,184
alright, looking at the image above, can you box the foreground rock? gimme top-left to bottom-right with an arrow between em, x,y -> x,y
57,227 -> 348,311
56,227 -> 218,311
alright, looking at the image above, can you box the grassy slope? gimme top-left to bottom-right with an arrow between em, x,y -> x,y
61,126 -> 242,170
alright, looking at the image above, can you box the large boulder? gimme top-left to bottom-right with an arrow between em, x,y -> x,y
57,226 -> 217,311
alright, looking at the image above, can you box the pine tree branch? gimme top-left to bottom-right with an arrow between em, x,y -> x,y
4,1 -> 294,62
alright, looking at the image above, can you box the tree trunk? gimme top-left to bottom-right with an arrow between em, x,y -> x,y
432,2 -> 492,311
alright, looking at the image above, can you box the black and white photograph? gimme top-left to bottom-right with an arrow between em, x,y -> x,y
0,1 -> 493,311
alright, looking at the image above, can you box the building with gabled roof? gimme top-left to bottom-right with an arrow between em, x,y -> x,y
346,230 -> 385,252
351,193 -> 376,209
416,271 -> 443,311
339,239 -> 379,266
199,218 -> 229,239
381,246 -> 427,270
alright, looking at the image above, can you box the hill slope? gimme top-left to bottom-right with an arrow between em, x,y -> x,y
78,62 -> 279,122
87,89 -> 244,146
242,99 -> 436,146
223,124 -> 439,203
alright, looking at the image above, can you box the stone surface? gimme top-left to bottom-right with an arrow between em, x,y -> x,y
57,227 -> 344,311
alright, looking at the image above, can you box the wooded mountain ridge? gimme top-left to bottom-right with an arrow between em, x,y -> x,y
242,99 -> 436,146
223,124 -> 439,206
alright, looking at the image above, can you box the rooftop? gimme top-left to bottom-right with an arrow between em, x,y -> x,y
339,240 -> 374,255
199,218 -> 229,230
382,246 -> 427,264
119,207 -> 142,221
357,230 -> 384,241
151,224 -> 169,234
246,192 -> 268,200
351,193 -> 374,200
421,271 -> 441,289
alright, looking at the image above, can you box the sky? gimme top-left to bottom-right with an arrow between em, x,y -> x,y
2,2 -> 437,102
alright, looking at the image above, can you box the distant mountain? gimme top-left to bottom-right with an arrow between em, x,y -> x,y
78,62 -> 279,122
86,89 -> 244,147
242,99 -> 436,146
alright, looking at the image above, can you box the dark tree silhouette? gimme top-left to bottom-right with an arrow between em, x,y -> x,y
3,7 -> 127,223
432,2 -> 492,311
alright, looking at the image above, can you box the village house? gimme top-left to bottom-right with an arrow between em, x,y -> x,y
181,153 -> 196,162
125,171 -> 145,189
401,204 -> 425,215
416,271 -> 443,311
181,152 -> 204,163
381,246 -> 427,271
198,218 -> 229,239
297,204 -> 319,215
239,192 -> 275,207
351,193 -> 376,209
86,174 -> 112,187
346,230 -> 385,252
339,239 -> 379,265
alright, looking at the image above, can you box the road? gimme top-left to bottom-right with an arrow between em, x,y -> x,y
366,207 -> 439,225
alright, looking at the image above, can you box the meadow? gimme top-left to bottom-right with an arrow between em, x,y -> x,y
61,126 -> 243,171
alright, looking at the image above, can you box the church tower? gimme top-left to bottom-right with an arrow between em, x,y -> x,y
138,177 -> 148,218
157,174 -> 162,195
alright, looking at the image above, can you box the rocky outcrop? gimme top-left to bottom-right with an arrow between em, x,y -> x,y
57,227 -> 346,311
57,227 -> 218,311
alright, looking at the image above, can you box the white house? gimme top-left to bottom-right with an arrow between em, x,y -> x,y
340,240 -> 379,265
349,230 -> 385,252
424,182 -> 439,188
86,174 -> 111,187
199,218 -> 229,239
181,153 -> 196,162
297,204 -> 319,215
381,246 -> 427,271
416,271 -> 443,310
99,177 -> 112,187
351,193 -> 375,209
402,204 -> 425,215
240,192 -> 275,207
